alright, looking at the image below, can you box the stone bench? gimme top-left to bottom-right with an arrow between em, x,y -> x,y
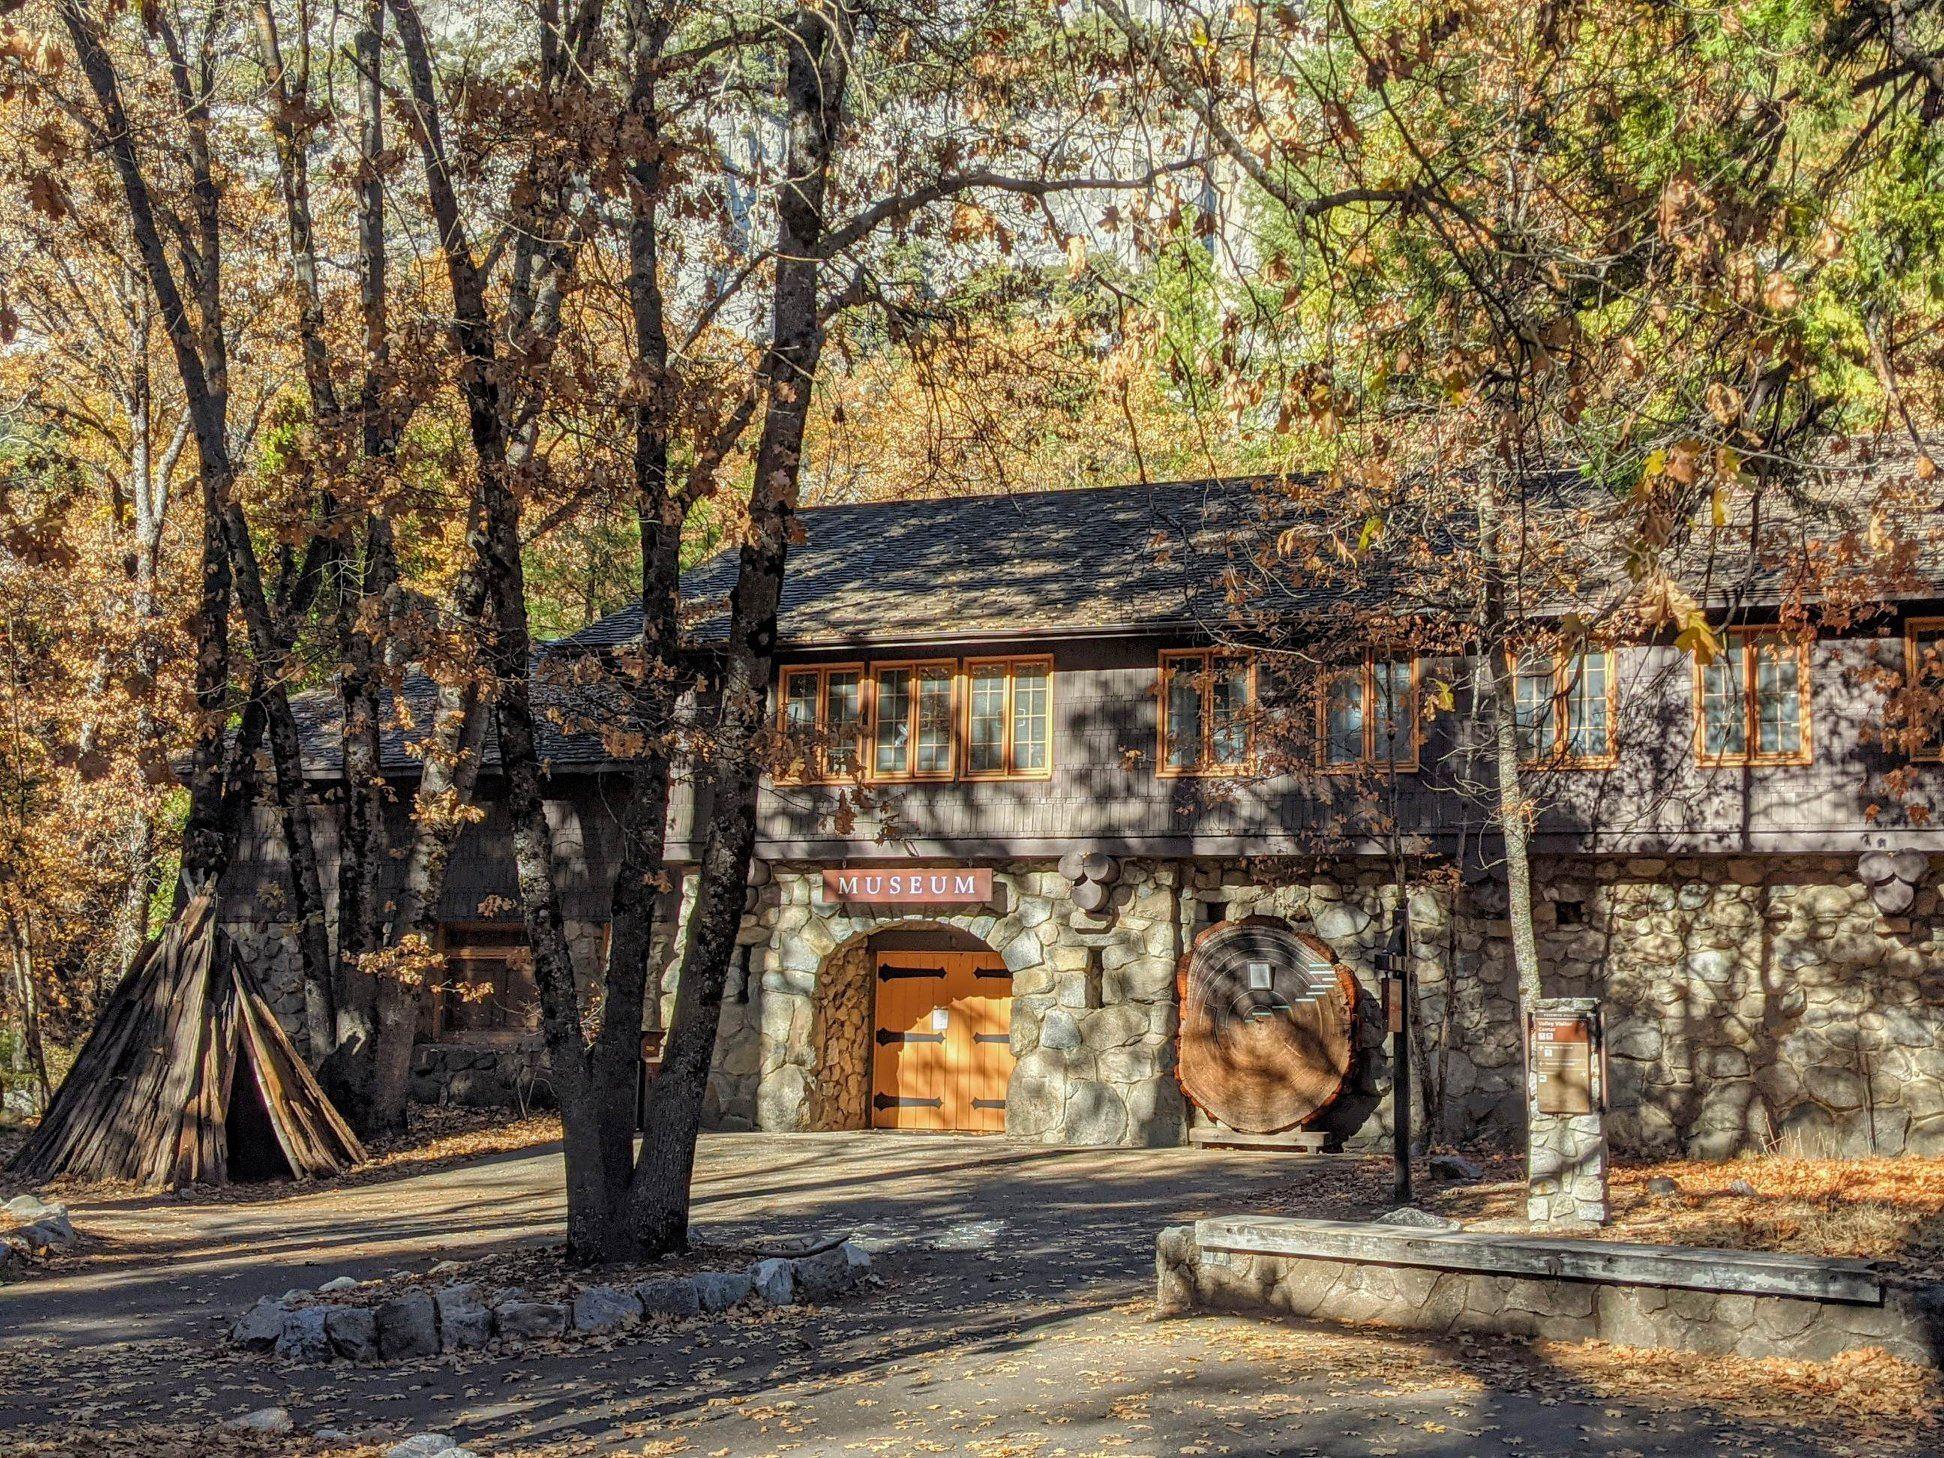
1157,1216 -> 1944,1370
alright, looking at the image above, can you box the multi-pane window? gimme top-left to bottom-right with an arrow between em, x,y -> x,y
964,658 -> 1052,778
777,664 -> 865,783
1697,630 -> 1811,765
1320,656 -> 1418,771
779,658 -> 1056,785
1513,650 -> 1616,767
872,662 -> 957,779
1160,650 -> 1254,775
423,924 -> 539,1045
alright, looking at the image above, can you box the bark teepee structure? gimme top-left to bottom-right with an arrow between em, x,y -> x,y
9,895 -> 364,1186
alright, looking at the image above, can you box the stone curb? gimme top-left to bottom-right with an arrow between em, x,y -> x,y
229,1240 -> 874,1364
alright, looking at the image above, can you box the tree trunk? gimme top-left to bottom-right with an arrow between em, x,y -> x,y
630,0 -> 855,1256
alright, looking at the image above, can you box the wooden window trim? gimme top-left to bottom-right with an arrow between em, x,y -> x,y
774,662 -> 867,786
1315,654 -> 1421,774
869,657 -> 959,783
960,655 -> 1056,782
1514,649 -> 1619,771
1156,648 -> 1257,778
1906,617 -> 1944,763
430,921 -> 539,1046
1693,627 -> 1814,768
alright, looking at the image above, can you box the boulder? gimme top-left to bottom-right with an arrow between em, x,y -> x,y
1428,1153 -> 1484,1181
494,1299 -> 568,1341
1646,1175 -> 1680,1197
223,1407 -> 294,1436
229,1296 -> 288,1352
634,1276 -> 702,1317
692,1270 -> 752,1312
387,1435 -> 461,1458
792,1241 -> 873,1301
375,1290 -> 440,1360
325,1305 -> 379,1362
2,1193 -> 58,1223
275,1306 -> 333,1364
318,1275 -> 362,1294
747,1257 -> 797,1307
572,1285 -> 644,1334
435,1284 -> 493,1352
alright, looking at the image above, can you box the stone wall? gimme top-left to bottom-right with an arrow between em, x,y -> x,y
1433,854 -> 1944,1157
1157,1223 -> 1944,1370
229,847 -> 1944,1159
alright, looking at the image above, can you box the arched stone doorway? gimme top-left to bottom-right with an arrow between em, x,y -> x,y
808,923 -> 1004,1132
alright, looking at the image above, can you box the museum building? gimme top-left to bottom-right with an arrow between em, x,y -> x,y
229,476 -> 1944,1158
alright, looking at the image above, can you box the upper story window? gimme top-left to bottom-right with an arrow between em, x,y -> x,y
1696,628 -> 1812,766
776,656 -> 1051,785
872,660 -> 957,780
1908,619 -> 1944,762
1159,649 -> 1254,775
778,663 -> 866,783
964,657 -> 1053,778
1319,655 -> 1418,772
1513,649 -> 1616,768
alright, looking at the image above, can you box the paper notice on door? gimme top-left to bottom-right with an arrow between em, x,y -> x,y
931,1007 -> 949,1032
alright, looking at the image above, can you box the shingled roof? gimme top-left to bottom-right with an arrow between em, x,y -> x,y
567,477 -> 1291,650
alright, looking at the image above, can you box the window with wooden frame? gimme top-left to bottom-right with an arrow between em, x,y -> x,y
1318,655 -> 1419,772
423,923 -> 539,1046
871,660 -> 958,780
1695,629 -> 1813,766
1905,618 -> 1944,762
776,663 -> 866,783
962,657 -> 1054,779
1511,649 -> 1617,768
1159,649 -> 1255,775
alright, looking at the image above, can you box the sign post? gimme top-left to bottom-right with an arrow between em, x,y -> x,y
1526,997 -> 1608,1226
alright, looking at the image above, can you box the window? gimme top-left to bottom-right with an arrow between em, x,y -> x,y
1907,619 -> 1944,762
1319,655 -> 1419,771
777,663 -> 865,783
963,657 -> 1053,778
1160,650 -> 1255,775
871,660 -> 957,780
1512,649 -> 1616,768
1696,629 -> 1811,766
424,924 -> 539,1045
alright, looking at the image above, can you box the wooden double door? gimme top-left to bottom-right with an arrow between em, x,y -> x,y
870,950 -> 1014,1132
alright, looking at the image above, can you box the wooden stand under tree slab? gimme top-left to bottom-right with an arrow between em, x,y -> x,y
7,895 -> 365,1187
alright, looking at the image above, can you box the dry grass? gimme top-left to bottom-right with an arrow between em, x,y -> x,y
1425,1153 -> 1944,1279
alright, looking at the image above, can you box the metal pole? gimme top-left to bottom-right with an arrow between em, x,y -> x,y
1389,896 -> 1412,1207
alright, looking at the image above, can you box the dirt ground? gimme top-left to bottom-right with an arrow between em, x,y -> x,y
1,1129 -> 1939,1457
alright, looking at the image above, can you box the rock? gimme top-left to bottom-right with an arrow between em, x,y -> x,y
747,1257 -> 797,1306
1375,1207 -> 1460,1231
793,1240 -> 872,1301
375,1289 -> 440,1360
387,1435 -> 460,1458
427,1259 -> 465,1277
493,1299 -> 568,1341
276,1305 -> 333,1363
2,1193 -> 58,1222
436,1284 -> 493,1351
229,1296 -> 288,1351
1646,1176 -> 1680,1197
13,1220 -> 71,1253
1039,1009 -> 1083,1052
692,1270 -> 752,1312
1428,1153 -> 1484,1181
318,1275 -> 362,1293
572,1285 -> 644,1334
635,1275 -> 702,1317
1727,1178 -> 1760,1198
223,1407 -> 294,1435
325,1305 -> 379,1361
